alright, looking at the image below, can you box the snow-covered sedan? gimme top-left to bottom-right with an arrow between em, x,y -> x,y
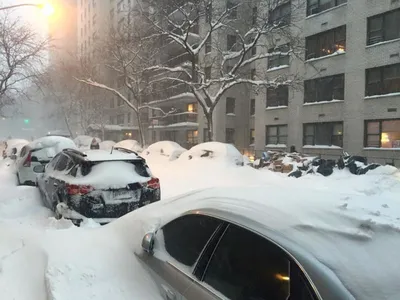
36,147 -> 160,225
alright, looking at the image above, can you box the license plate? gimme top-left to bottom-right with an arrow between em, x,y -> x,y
112,189 -> 141,200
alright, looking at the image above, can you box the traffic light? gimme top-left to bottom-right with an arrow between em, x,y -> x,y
24,119 -> 30,125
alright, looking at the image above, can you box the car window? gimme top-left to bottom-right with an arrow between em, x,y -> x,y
20,146 -> 27,157
48,153 -> 61,170
55,154 -> 69,171
161,214 -> 222,268
203,224 -> 290,300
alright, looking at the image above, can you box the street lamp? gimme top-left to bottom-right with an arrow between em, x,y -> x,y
0,3 -> 54,16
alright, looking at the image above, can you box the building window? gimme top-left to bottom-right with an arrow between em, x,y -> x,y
110,98 -> 114,108
205,66 -> 211,80
226,128 -> 235,144
227,35 -> 237,51
187,130 -> 198,145
306,26 -> 346,60
206,2 -> 212,23
366,63 -> 400,97
116,114 -> 124,125
304,74 -> 344,103
250,129 -> 255,145
252,6 -> 257,25
227,1 -> 237,19
267,85 -> 289,107
268,44 -> 290,69
303,122 -> 343,147
226,97 -> 235,114
205,35 -> 212,54
365,119 -> 400,148
269,1 -> 291,27
250,99 -> 255,116
163,131 -> 177,141
307,0 -> 347,16
187,103 -> 197,113
266,125 -> 287,145
367,8 -> 400,45
127,113 -> 131,125
251,69 -> 256,80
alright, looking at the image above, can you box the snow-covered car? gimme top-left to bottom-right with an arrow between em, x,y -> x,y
15,136 -> 77,186
141,141 -> 186,161
36,148 -> 160,225
99,140 -> 116,151
134,186 -> 394,300
114,139 -> 143,153
2,139 -> 29,159
178,142 -> 244,166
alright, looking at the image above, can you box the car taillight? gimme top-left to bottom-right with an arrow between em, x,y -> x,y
66,184 -> 94,195
147,177 -> 160,189
23,152 -> 32,167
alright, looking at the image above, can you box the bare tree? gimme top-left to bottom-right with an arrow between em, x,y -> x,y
137,0 -> 304,141
76,9 -> 175,146
0,13 -> 50,116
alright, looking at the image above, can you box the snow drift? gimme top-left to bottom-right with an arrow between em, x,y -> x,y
114,139 -> 143,153
142,141 -> 186,161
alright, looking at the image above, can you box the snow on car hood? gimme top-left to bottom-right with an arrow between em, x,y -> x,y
179,142 -> 244,166
29,136 -> 76,157
142,141 -> 186,161
114,140 -> 143,153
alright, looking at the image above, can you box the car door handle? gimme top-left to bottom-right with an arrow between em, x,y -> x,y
161,284 -> 176,300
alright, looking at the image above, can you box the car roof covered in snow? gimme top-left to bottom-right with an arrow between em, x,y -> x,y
82,149 -> 142,162
116,178 -> 400,300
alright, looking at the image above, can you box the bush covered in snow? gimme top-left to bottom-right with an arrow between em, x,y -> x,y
142,141 -> 186,161
179,142 -> 244,166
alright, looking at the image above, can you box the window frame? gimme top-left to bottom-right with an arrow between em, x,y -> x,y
306,0 -> 347,16
304,74 -> 345,103
250,98 -> 255,116
365,63 -> 400,97
303,122 -> 343,147
268,43 -> 290,69
250,129 -> 255,145
269,1 -> 291,27
187,130 -> 198,145
267,85 -> 289,107
367,8 -> 400,46
305,26 -> 346,60
266,125 -> 288,145
364,119 -> 400,148
226,97 -> 236,114
225,128 -> 235,144
226,34 -> 237,51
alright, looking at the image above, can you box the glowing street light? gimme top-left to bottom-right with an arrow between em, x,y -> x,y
0,2 -> 55,16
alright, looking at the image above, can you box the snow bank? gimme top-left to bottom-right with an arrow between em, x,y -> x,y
74,135 -> 101,149
179,142 -> 244,166
114,139 -> 143,153
141,141 -> 186,162
99,140 -> 116,151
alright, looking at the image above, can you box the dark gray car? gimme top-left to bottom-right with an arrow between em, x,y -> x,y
136,208 -> 355,300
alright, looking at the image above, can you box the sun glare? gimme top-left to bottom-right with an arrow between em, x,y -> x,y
40,3 -> 55,17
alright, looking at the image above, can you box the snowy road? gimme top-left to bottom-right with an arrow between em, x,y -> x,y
0,156 -> 400,300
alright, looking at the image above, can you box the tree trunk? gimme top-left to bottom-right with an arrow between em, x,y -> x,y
63,115 -> 74,138
135,110 -> 146,147
205,112 -> 214,142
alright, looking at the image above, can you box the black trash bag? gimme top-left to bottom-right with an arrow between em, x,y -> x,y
346,155 -> 368,165
312,158 -> 324,166
306,168 -> 315,175
337,156 -> 345,170
298,164 -> 309,171
317,164 -> 334,176
326,159 -> 336,168
346,161 -> 359,175
288,170 -> 302,178
357,163 -> 381,175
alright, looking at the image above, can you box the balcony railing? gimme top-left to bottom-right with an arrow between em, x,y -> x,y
152,112 -> 198,126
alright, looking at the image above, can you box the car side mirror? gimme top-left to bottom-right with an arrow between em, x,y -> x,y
142,232 -> 155,254
33,165 -> 45,173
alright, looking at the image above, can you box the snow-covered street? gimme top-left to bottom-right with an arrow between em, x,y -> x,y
1,153 -> 400,299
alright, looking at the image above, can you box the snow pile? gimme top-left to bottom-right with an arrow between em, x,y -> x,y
99,140 -> 116,151
84,149 -> 140,162
141,141 -> 186,162
114,139 -> 143,153
74,135 -> 101,150
29,136 -> 77,159
179,142 -> 244,166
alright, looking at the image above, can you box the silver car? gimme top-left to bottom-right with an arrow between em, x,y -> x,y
136,208 -> 354,300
